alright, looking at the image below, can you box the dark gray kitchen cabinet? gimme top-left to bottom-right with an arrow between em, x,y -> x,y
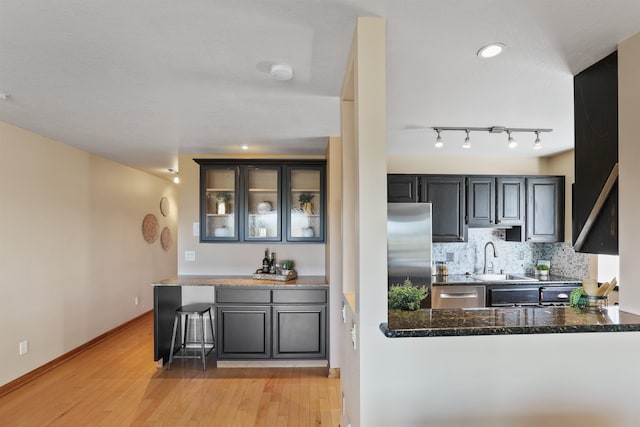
526,177 -> 564,242
387,175 -> 418,203
215,287 -> 328,361
467,176 -> 495,227
496,177 -> 525,226
273,305 -> 326,358
421,175 -> 466,242
488,287 -> 540,306
195,159 -> 326,243
216,305 -> 272,359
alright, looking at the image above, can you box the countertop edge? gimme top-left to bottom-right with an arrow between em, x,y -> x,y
380,322 -> 640,338
152,275 -> 329,287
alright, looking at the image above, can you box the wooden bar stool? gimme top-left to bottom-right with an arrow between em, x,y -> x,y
168,303 -> 215,371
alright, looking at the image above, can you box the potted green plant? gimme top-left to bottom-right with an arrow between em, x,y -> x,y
298,193 -> 315,214
536,264 -> 550,277
280,260 -> 295,274
388,278 -> 429,311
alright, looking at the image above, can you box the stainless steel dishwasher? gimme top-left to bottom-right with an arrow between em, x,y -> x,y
432,285 -> 486,308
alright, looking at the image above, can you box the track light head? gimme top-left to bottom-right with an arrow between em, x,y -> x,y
533,131 -> 542,149
462,130 -> 471,149
435,129 -> 443,148
507,131 -> 517,149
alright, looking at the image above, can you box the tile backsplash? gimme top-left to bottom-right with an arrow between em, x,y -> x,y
432,228 -> 589,279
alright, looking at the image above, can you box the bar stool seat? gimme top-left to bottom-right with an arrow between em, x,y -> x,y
168,303 -> 215,371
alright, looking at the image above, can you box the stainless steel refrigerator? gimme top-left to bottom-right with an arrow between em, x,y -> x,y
387,203 -> 433,307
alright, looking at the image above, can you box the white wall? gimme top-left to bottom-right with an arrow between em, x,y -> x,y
176,154 -> 326,275
618,32 -> 640,313
0,121 -> 177,387
326,137 -> 343,370
387,155 -> 547,175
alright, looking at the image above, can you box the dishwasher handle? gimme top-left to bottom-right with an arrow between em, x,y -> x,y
440,291 -> 479,299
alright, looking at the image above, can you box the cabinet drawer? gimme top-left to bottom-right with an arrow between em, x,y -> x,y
216,289 -> 271,303
540,286 -> 577,303
489,288 -> 539,306
273,289 -> 327,304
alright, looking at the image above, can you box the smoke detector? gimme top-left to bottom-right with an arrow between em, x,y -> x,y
270,64 -> 293,81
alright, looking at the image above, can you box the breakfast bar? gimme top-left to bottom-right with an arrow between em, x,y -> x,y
381,306 -> 640,337
153,275 -> 329,364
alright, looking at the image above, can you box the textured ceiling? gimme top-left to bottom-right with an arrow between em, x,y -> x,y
1,0 -> 640,179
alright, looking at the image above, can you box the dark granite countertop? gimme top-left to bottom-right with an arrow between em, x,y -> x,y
432,273 -> 581,286
381,306 -> 640,337
152,275 -> 328,287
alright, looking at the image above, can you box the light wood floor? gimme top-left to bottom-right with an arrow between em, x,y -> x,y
0,313 -> 341,426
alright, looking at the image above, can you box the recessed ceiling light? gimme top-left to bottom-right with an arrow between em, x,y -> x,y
477,43 -> 505,59
241,145 -> 249,150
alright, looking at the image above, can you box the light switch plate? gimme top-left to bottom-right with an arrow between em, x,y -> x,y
192,222 -> 199,237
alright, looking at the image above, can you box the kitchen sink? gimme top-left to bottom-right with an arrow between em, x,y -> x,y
472,273 -> 538,282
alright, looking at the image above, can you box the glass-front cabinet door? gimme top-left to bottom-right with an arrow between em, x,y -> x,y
202,165 -> 239,241
287,166 -> 324,242
245,166 -> 281,241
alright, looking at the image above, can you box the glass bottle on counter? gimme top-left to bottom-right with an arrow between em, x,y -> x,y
262,249 -> 270,273
269,252 -> 276,274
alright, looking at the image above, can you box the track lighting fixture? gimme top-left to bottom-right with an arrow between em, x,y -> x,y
432,126 -> 551,150
435,129 -> 443,148
507,131 -> 517,149
168,168 -> 180,184
462,130 -> 471,149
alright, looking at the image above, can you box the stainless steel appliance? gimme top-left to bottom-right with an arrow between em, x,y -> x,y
432,285 -> 486,309
387,203 -> 432,306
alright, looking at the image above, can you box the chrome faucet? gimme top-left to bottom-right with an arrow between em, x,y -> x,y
483,242 -> 497,274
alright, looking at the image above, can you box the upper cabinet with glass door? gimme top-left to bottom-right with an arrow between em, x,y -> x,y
245,165 -> 281,242
287,166 -> 325,242
195,159 -> 325,243
201,164 -> 239,241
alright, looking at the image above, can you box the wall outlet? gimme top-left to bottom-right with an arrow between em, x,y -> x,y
19,340 -> 28,355
134,296 -> 139,306
446,252 -> 455,262
185,251 -> 196,261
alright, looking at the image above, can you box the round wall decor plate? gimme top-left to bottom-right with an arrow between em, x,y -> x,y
142,214 -> 159,243
160,227 -> 172,251
160,197 -> 170,217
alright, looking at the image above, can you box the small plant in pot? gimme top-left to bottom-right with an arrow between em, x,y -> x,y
280,260 -> 295,275
388,278 -> 429,311
536,264 -> 550,276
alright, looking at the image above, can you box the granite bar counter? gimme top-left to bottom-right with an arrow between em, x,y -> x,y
153,275 -> 328,287
381,306 -> 640,337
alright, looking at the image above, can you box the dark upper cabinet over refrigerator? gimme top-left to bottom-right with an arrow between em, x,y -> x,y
421,175 -> 466,242
387,175 -> 419,203
573,51 -> 618,254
